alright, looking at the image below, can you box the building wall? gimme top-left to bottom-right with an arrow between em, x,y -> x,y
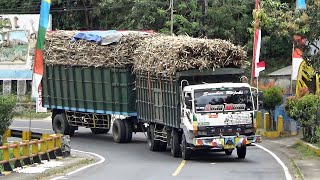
260,75 -> 294,94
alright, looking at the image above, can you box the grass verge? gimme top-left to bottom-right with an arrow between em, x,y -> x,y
13,110 -> 51,119
291,143 -> 320,159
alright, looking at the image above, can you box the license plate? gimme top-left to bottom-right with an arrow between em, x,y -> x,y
224,144 -> 235,149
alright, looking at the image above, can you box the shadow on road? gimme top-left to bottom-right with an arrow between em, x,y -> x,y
71,132 -> 148,144
191,151 -> 253,163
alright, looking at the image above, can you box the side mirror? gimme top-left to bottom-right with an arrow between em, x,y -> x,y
185,96 -> 192,109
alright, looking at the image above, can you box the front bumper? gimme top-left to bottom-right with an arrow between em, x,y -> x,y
192,135 -> 262,150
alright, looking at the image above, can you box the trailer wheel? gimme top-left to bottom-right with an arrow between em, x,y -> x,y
181,134 -> 191,160
225,149 -> 233,155
90,128 -> 110,134
112,119 -> 126,143
148,124 -> 160,151
237,146 -> 247,159
124,120 -> 133,143
171,129 -> 181,157
52,114 -> 73,136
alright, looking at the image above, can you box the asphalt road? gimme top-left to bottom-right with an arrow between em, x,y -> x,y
11,119 -> 289,180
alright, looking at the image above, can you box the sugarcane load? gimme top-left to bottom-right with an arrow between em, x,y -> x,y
42,30 -> 261,160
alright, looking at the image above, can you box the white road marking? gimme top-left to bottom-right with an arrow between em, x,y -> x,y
254,143 -> 292,180
210,163 -> 216,165
50,149 -> 105,180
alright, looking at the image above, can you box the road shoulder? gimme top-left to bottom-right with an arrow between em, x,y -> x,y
2,151 -> 97,180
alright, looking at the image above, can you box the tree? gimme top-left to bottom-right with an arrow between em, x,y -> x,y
257,0 -> 320,71
261,86 -> 283,123
0,95 -> 16,146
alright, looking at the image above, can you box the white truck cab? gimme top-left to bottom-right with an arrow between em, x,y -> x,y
180,83 -> 261,159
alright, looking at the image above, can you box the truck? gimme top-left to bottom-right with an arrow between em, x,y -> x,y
42,31 -> 261,160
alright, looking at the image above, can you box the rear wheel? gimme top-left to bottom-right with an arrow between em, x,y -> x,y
171,129 -> 181,157
237,146 -> 247,159
225,149 -> 233,155
159,142 -> 167,151
181,134 -> 192,160
90,128 -> 110,134
52,113 -> 74,136
124,120 -> 133,143
148,124 -> 160,151
112,119 -> 126,143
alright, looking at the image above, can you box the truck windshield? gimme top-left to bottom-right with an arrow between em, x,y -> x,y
194,87 -> 253,113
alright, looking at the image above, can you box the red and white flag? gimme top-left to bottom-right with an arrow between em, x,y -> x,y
252,0 -> 265,78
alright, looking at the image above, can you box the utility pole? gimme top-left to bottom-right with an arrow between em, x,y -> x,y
170,0 -> 174,35
201,0 -> 208,37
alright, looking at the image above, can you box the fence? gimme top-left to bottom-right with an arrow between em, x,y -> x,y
0,129 -> 63,173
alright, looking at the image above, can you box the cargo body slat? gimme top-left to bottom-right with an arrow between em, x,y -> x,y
42,65 -> 136,116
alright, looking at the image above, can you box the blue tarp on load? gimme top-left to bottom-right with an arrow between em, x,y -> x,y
72,30 -> 123,45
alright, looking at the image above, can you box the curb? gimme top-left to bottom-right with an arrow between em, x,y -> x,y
0,171 -> 12,176
264,139 -> 304,180
297,140 -> 320,156
276,145 -> 304,180
289,155 -> 304,180
2,152 -> 96,180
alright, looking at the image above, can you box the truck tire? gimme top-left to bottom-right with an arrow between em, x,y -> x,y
225,149 -> 233,155
159,142 -> 167,151
52,114 -> 74,136
171,129 -> 181,157
90,128 -> 110,134
237,146 -> 247,159
181,134 -> 192,160
124,120 -> 133,143
148,124 -> 160,151
112,119 -> 126,143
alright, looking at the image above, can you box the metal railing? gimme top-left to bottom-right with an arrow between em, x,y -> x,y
0,129 -> 63,173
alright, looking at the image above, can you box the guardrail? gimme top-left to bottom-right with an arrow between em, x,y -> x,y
0,129 -> 63,173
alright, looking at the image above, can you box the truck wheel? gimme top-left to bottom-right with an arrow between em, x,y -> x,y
90,128 -> 110,134
112,119 -> 126,143
171,129 -> 181,157
69,126 -> 76,137
181,134 -> 191,160
159,142 -> 167,151
225,149 -> 233,155
237,146 -> 247,159
124,120 -> 133,143
52,114 -> 72,135
148,124 -> 160,151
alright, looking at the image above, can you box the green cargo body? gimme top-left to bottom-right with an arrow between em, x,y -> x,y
136,68 -> 244,128
42,65 -> 137,116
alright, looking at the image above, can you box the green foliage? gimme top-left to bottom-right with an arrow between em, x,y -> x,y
2,0 -> 315,76
286,94 -> 319,127
258,0 -> 320,71
285,94 -> 320,143
0,95 -> 16,136
262,86 -> 283,112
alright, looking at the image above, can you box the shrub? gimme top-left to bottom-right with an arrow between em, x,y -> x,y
262,86 -> 283,120
285,94 -> 320,143
0,95 -> 16,137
